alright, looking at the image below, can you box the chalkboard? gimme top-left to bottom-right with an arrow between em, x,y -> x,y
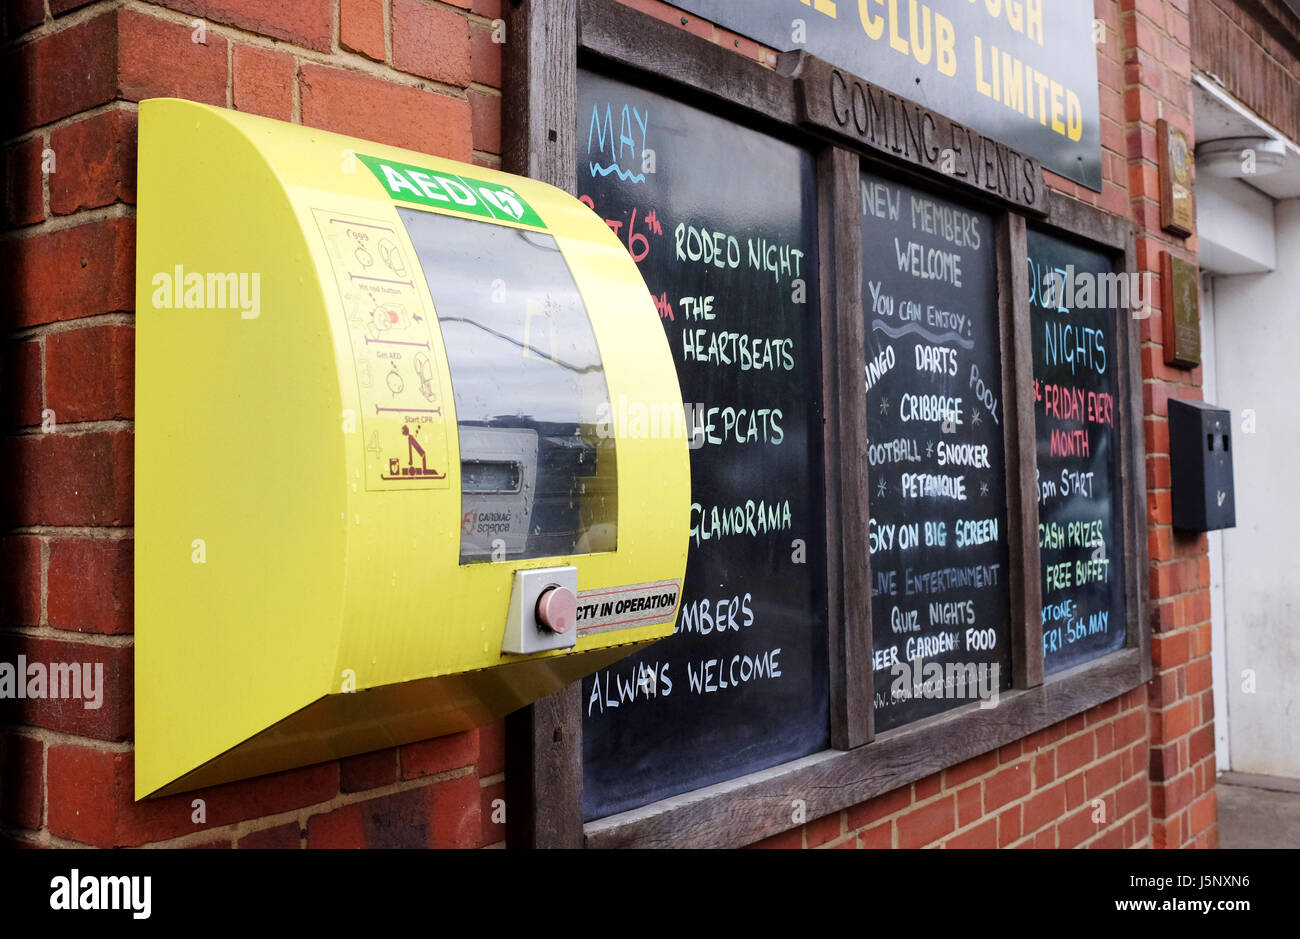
860,169 -> 1013,731
1027,230 -> 1127,673
577,70 -> 829,820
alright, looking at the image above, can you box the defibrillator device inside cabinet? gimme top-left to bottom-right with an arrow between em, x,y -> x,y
134,99 -> 689,799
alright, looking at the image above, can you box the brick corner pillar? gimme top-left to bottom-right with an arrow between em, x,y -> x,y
1118,0 -> 1217,850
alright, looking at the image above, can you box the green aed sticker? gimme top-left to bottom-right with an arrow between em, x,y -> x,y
358,154 -> 546,228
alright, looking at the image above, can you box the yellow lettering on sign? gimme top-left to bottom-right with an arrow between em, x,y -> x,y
1067,89 -> 1083,141
1002,51 -> 1023,114
974,36 -> 992,98
1007,0 -> 1023,32
859,0 -> 885,40
935,13 -> 955,76
801,0 -> 838,17
1026,0 -> 1043,44
888,0 -> 909,54
908,0 -> 932,65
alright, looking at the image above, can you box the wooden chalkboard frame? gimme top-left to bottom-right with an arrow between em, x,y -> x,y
505,0 -> 1151,849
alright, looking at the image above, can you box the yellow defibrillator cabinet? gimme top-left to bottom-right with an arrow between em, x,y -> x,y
134,99 -> 689,799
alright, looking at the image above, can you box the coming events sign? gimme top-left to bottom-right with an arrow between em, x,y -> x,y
674,0 -> 1103,191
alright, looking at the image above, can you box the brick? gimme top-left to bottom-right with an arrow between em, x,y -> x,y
1188,790 -> 1215,836
0,431 -> 133,527
1188,724 -> 1214,767
237,822 -> 301,848
1058,804 -> 1101,848
340,748 -> 397,793
0,339 -> 42,429
749,827 -> 801,849
1090,821 -> 1126,849
45,324 -> 134,423
984,762 -> 1032,811
480,779 -> 505,846
430,773 -> 479,847
399,728 -> 478,779
1065,768 -> 1086,806
1152,770 -> 1194,818
47,747 -> 338,847
117,10 -> 229,106
478,719 -> 505,776
1120,692 -> 1156,745
1023,781 -> 1066,835
0,732 -> 44,829
805,811 -> 842,848
165,0 -> 333,53
1056,732 -> 1096,776
392,0 -> 471,87
5,136 -> 45,226
956,783 -> 981,827
913,771 -> 942,801
943,748 -> 998,788
9,217 -> 135,328
1032,747 -> 1056,787
300,64 -> 473,161
857,821 -> 891,849
945,817 -> 997,849
997,805 -> 1022,847
1158,699 -> 1196,741
1024,720 -> 1067,752
341,0 -> 386,62
304,778 -> 477,849
0,633 -> 131,740
1093,719 -> 1116,756
3,13 -> 117,135
471,0 -> 501,16
49,110 -> 137,215
1084,753 -> 1124,800
232,45 -> 296,122
0,536 -> 42,627
469,88 -> 501,154
897,794 -> 955,849
1149,741 -> 1179,782
997,739 -> 1022,763
470,20 -> 503,87
1185,655 -> 1213,695
1086,696 -> 1122,726
845,784 -> 911,830
47,537 -> 132,635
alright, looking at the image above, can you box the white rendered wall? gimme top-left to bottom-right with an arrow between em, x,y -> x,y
1209,197 -> 1300,778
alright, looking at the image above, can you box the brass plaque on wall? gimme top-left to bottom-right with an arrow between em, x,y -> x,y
1162,252 -> 1201,368
1158,119 -> 1195,238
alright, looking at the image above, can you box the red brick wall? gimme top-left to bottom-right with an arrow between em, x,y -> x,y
752,689 -> 1151,848
0,0 -> 1225,849
1,0 -> 508,849
1121,0 -> 1217,850
1192,0 -> 1300,143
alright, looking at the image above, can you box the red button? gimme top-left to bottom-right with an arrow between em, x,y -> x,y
536,585 -> 576,635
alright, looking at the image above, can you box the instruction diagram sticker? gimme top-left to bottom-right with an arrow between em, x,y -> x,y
576,580 -> 683,637
314,209 -> 450,491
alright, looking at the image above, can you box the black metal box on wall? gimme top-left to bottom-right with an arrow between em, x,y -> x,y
1169,399 -> 1236,532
